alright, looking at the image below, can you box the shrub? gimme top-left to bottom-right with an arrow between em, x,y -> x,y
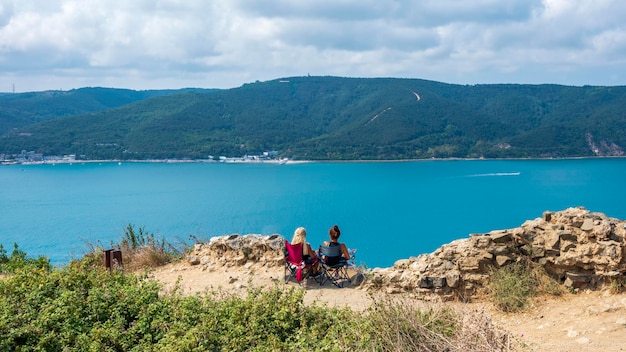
118,224 -> 182,270
82,224 -> 184,271
0,246 -> 520,351
357,295 -> 514,351
0,242 -> 51,274
488,260 -> 538,312
532,264 -> 565,297
609,278 -> 626,294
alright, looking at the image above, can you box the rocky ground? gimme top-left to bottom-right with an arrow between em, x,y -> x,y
150,260 -> 626,352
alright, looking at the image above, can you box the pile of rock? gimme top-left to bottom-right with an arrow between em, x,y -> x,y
186,234 -> 286,270
183,207 -> 626,297
363,207 -> 626,295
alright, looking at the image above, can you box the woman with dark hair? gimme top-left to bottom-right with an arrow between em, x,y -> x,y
322,225 -> 351,264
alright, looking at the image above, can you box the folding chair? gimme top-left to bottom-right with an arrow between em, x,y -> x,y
317,245 -> 352,288
284,240 -> 317,285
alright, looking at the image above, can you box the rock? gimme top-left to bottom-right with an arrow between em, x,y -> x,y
575,337 -> 590,344
561,241 -> 577,252
182,208 -> 626,299
545,232 -> 560,250
445,272 -> 461,288
581,218 -> 595,231
495,255 -> 512,266
567,328 -> 579,338
431,277 -> 446,288
458,257 -> 480,271
471,235 -> 492,248
386,286 -> 402,294
351,272 -> 365,287
543,210 -> 552,222
226,235 -> 243,250
558,230 -> 577,242
593,221 -> 612,240
564,272 -> 592,288
419,277 -> 433,289
394,259 -> 410,269
490,231 -> 512,243
266,234 -> 285,251
489,245 -> 510,255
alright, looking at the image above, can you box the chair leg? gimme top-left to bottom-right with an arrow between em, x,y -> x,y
324,268 -> 343,288
284,265 -> 292,284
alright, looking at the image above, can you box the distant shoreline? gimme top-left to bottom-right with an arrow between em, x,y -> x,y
4,158 -> 312,166
3,155 -> 625,166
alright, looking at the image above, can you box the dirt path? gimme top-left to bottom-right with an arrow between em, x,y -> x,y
149,261 -> 626,352
484,291 -> 626,351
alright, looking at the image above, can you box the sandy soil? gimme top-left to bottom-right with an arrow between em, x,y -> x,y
149,261 -> 626,352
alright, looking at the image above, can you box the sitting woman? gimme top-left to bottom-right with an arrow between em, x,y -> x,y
291,227 -> 320,275
322,225 -> 351,265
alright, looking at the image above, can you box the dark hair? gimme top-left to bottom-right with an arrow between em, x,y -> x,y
329,225 -> 341,241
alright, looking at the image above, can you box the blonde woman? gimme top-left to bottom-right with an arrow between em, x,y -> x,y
291,227 -> 320,275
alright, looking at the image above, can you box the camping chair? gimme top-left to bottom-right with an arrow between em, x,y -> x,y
284,240 -> 317,285
317,244 -> 352,288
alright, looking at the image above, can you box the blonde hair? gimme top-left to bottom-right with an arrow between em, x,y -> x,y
291,227 -> 309,255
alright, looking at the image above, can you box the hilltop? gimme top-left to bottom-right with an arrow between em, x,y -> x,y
149,206 -> 626,351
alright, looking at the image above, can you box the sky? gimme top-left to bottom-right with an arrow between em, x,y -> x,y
1,0 -> 625,93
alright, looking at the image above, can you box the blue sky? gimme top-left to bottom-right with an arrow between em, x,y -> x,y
1,0 -> 625,92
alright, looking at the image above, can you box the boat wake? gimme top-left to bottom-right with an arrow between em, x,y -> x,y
467,172 -> 521,177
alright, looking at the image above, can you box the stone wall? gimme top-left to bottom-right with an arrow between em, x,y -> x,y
184,207 -> 626,296
363,207 -> 626,295
186,234 -> 286,269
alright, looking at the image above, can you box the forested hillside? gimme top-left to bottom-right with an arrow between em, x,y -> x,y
1,76 -> 625,160
0,87 -> 215,134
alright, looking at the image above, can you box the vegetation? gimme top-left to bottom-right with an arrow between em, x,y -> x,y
488,259 -> 565,312
360,295 -> 514,351
0,243 -> 51,274
81,224 -> 184,273
0,245 -> 517,351
117,224 -> 182,271
1,76 -> 625,160
0,87 -> 215,134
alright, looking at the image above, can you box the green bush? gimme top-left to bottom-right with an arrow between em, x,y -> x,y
0,242 -> 51,274
0,256 -> 357,351
488,260 -> 538,312
0,246 -> 518,351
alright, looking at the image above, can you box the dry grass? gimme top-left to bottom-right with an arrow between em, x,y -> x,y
488,259 -> 566,313
83,224 -> 185,272
360,295 -> 520,351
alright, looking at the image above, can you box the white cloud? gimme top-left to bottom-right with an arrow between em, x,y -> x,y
0,0 -> 625,92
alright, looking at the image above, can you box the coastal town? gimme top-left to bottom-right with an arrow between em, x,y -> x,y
0,150 -> 294,165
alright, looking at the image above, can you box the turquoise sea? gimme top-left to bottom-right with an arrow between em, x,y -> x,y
1,158 -> 625,268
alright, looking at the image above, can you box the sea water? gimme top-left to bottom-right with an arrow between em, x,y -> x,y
1,158 -> 625,268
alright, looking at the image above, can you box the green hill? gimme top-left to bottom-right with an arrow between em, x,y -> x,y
0,87 -> 216,134
1,77 -> 625,160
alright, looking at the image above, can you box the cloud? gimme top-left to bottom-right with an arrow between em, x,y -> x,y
0,0 -> 13,28
0,0 -> 625,92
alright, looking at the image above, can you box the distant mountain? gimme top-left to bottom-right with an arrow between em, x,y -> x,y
0,87 -> 217,133
0,77 -> 625,160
